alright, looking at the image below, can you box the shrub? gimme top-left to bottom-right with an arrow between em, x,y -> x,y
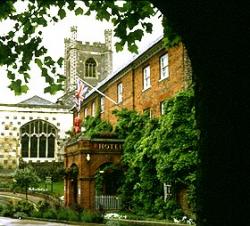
42,208 -> 57,219
57,207 -> 79,221
1,203 -> 14,217
36,200 -> 51,212
81,209 -> 104,223
57,208 -> 69,221
13,211 -> 28,219
67,208 -> 80,221
15,200 -> 34,216
31,210 -> 42,218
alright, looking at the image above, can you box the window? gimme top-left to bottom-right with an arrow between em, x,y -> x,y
160,54 -> 169,80
84,108 -> 88,117
20,120 -> 57,159
92,102 -> 96,116
85,58 -> 96,78
143,65 -> 151,90
160,101 -> 166,115
117,83 -> 123,103
100,96 -> 105,113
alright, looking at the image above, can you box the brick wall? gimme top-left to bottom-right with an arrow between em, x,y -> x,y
79,41 -> 190,126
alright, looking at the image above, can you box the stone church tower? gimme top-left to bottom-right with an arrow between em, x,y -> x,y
64,26 -> 113,94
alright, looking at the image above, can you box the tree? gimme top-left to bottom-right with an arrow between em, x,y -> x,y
13,166 -> 40,200
0,0 -> 157,95
1,1 -> 249,225
150,1 -> 249,225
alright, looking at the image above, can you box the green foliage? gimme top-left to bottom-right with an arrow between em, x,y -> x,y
0,200 -> 34,218
162,16 -> 182,48
80,209 -> 104,223
42,208 -> 57,219
0,0 -> 180,95
81,115 -> 113,138
113,88 -> 198,217
95,164 -> 124,195
19,160 -> 64,182
12,166 -> 40,200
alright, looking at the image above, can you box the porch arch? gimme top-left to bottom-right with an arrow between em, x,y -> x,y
64,137 -> 123,209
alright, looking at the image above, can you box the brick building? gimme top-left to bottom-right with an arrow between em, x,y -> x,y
64,34 -> 192,210
76,36 -> 192,124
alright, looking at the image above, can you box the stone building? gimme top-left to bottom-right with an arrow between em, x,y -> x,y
58,26 -> 113,106
0,26 -> 114,171
0,96 -> 72,169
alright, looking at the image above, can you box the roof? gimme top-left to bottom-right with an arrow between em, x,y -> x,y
17,95 -> 55,106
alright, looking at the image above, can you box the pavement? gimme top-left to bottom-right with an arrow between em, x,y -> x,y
0,217 -> 82,226
0,191 -> 45,204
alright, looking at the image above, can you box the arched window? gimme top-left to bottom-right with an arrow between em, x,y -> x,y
20,120 -> 57,159
85,58 -> 96,78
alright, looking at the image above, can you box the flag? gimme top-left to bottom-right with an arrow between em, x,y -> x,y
74,78 -> 88,112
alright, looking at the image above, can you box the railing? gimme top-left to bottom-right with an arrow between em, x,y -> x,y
95,195 -> 121,210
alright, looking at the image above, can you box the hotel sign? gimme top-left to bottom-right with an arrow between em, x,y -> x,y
92,142 -> 123,152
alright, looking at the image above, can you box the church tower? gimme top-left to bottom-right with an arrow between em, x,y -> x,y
64,26 -> 113,93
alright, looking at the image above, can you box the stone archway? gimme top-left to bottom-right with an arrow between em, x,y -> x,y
64,137 -> 123,209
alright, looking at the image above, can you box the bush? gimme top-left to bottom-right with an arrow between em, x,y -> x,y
81,209 -> 104,223
57,208 -> 69,221
67,208 -> 80,221
15,200 -> 34,216
42,208 -> 57,219
31,210 -> 42,218
57,207 -> 79,221
36,200 -> 51,212
1,203 -> 14,217
13,211 -> 28,219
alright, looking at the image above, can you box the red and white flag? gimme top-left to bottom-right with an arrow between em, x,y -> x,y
74,78 -> 88,112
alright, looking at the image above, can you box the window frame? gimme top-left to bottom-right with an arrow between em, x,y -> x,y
159,53 -> 169,81
85,58 -> 97,78
92,102 -> 96,116
160,101 -> 166,115
143,65 -> 151,91
117,82 -> 123,103
100,96 -> 105,113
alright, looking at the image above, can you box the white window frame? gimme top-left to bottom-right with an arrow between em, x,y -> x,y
160,101 -> 165,115
92,102 -> 95,116
117,83 -> 123,103
160,54 -> 169,80
84,108 -> 88,117
100,96 -> 105,113
143,65 -> 151,90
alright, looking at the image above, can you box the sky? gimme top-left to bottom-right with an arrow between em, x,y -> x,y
0,3 -> 163,104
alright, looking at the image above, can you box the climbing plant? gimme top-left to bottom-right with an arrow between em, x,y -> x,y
113,88 -> 198,219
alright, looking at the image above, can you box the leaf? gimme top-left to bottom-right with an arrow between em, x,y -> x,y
115,42 -> 124,52
44,84 -> 63,94
75,7 -> 84,16
7,71 -> 15,80
57,57 -> 64,67
35,58 -> 43,68
8,79 -> 28,95
128,44 -> 138,53
58,8 -> 66,19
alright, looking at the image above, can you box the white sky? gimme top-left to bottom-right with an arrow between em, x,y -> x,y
0,3 -> 163,104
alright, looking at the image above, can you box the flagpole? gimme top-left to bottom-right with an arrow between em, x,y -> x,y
77,76 -> 118,105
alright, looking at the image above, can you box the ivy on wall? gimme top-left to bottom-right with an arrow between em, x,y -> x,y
113,88 -> 198,219
74,88 -> 198,219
